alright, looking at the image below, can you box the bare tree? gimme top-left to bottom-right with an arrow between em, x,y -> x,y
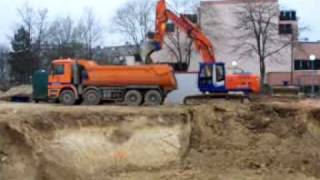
0,45 -> 10,87
113,0 -> 155,50
16,4 -> 105,64
17,4 -> 49,68
45,16 -> 86,59
47,16 -> 76,45
113,0 -> 201,69
78,8 -> 104,59
17,3 -> 34,41
162,0 -> 199,71
199,1 -> 224,45
234,0 -> 291,86
17,4 -> 49,45
163,29 -> 193,70
35,9 -> 48,48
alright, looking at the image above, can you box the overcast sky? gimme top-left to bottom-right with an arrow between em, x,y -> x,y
0,0 -> 318,46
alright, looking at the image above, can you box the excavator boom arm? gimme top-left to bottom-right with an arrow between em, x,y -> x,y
154,0 -> 216,63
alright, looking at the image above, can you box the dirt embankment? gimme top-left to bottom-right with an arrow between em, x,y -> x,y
0,104 -> 190,180
0,85 -> 32,101
1,101 -> 320,180
183,102 -> 320,180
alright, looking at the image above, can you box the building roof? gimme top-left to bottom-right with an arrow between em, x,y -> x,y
294,42 -> 320,60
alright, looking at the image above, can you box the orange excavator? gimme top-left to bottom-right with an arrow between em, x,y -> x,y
145,0 -> 260,102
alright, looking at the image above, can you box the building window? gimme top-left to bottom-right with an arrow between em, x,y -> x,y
279,24 -> 293,34
295,60 -> 320,70
315,60 -> 320,70
166,23 -> 175,33
166,14 -> 198,33
181,14 -> 198,24
280,10 -> 297,21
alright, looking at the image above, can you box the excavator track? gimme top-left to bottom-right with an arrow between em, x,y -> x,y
184,93 -> 250,105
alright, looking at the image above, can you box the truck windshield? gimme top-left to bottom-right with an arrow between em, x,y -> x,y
53,64 -> 65,75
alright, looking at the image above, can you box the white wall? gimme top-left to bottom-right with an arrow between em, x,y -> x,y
165,73 -> 200,104
199,1 -> 292,77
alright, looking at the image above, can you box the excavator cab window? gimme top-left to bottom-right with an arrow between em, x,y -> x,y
216,65 -> 225,82
199,64 -> 213,85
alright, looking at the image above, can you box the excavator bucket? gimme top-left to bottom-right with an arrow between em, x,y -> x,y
140,37 -> 161,64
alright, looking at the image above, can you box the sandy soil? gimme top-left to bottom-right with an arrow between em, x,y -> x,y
0,85 -> 32,100
0,100 -> 320,180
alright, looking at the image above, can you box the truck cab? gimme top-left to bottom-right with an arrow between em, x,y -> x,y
49,60 -> 72,84
48,59 -> 78,101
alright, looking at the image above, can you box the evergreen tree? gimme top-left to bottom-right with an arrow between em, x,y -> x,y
9,26 -> 38,84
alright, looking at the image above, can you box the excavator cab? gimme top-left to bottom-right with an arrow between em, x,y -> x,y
198,63 -> 227,94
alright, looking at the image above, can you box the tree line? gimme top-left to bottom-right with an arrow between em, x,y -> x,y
1,4 -> 104,86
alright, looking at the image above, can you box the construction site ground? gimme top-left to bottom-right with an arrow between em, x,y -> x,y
1,98 -> 320,180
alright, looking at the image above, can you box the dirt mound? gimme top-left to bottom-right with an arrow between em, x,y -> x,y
1,101 -> 320,180
0,85 -> 32,101
184,101 -> 320,179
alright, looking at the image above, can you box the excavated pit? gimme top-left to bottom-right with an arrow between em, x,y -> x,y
1,100 -> 320,180
0,104 -> 191,180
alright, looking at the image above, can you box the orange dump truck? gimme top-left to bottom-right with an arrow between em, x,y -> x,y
48,59 -> 177,106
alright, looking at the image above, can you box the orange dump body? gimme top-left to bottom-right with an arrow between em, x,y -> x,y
226,74 -> 261,93
77,60 -> 177,91
48,59 -> 177,100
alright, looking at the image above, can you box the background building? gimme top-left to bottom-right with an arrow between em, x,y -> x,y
267,41 -> 320,95
160,0 -> 319,102
152,0 -> 296,78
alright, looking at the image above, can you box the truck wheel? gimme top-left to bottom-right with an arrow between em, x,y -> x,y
124,90 -> 143,106
83,89 -> 101,105
144,90 -> 163,106
59,90 -> 76,105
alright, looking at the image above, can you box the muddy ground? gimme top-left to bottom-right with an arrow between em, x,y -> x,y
1,99 -> 320,180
